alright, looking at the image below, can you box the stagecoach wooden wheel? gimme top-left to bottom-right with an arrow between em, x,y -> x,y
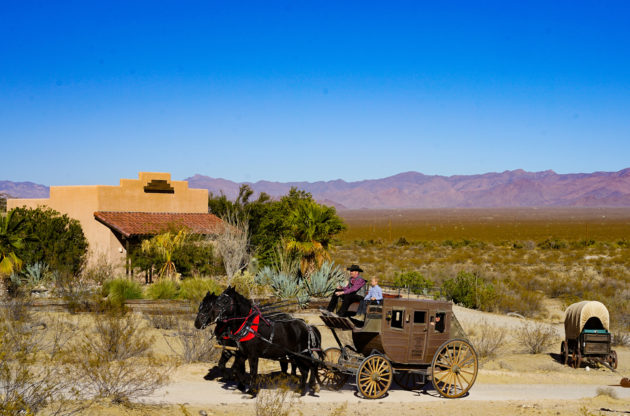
572,349 -> 582,369
431,339 -> 478,398
393,371 -> 423,391
609,350 -> 618,369
561,341 -> 569,365
316,347 -> 348,390
356,355 -> 393,399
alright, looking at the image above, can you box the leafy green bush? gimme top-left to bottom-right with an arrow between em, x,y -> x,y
304,261 -> 345,297
145,280 -> 179,300
102,278 -> 143,307
442,271 -> 496,310
392,271 -> 433,294
177,277 -> 223,303
10,207 -> 88,275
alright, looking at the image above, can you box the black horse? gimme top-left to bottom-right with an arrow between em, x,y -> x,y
203,286 -> 322,396
194,292 -> 244,381
194,291 -> 298,384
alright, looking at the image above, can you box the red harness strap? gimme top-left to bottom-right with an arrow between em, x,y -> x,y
223,309 -> 260,342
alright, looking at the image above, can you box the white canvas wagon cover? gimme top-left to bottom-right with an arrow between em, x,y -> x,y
564,300 -> 609,339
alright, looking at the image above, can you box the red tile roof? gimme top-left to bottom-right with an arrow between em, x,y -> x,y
94,212 -> 223,238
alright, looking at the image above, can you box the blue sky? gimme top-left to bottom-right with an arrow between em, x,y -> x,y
1,1 -> 629,186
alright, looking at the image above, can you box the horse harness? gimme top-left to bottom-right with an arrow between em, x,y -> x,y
218,307 -> 320,359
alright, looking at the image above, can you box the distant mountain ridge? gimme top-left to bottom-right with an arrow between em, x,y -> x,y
0,181 -> 49,199
186,168 -> 630,209
3,169 -> 630,209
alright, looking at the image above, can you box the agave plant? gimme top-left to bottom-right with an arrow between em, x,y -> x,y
23,262 -> 49,287
304,261 -> 346,297
268,271 -> 302,299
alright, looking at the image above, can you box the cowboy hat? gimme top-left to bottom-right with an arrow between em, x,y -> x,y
347,264 -> 363,272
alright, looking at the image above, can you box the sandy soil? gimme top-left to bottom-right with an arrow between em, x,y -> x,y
74,304 -> 630,415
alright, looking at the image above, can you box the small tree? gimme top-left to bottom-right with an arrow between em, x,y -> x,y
442,271 -> 496,311
10,207 -> 88,276
215,212 -> 250,284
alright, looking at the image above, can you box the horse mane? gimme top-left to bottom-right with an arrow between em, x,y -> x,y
225,286 -> 252,315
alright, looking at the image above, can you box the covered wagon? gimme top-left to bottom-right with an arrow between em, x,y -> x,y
562,300 -> 617,369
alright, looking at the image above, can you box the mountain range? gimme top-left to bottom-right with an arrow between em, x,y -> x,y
186,169 -> 630,209
3,169 -> 630,209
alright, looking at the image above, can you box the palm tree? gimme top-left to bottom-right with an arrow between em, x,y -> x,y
0,210 -> 25,298
141,229 -> 188,280
0,210 -> 24,277
285,201 -> 345,276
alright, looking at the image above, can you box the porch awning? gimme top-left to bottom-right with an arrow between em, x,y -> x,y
94,211 -> 223,238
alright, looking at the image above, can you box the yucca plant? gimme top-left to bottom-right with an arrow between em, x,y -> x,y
304,261 -> 345,297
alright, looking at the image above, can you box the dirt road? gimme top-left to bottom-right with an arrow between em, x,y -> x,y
144,378 -> 630,406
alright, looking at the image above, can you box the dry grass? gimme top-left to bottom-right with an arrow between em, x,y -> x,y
331,208 -> 630,329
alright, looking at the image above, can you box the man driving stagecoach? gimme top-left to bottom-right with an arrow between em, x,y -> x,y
325,264 -> 367,317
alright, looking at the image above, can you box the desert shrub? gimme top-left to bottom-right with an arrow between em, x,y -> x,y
392,270 -> 434,294
71,310 -> 171,403
82,254 -> 116,285
144,313 -> 179,330
177,277 -> 223,303
442,271 -> 496,311
254,380 -> 297,416
493,284 -> 544,317
515,321 -> 558,354
53,268 -> 98,313
145,279 -> 179,300
537,238 -> 568,250
162,318 -> 217,363
394,236 -> 409,246
231,270 -> 267,298
0,301 -> 85,415
304,261 -> 345,297
469,320 -> 507,360
611,331 -> 630,347
102,278 -> 143,308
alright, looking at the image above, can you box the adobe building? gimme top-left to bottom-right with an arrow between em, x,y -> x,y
7,172 -> 222,271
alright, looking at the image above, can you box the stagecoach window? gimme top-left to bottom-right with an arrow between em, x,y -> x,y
391,310 -> 404,329
435,312 -> 446,333
413,311 -> 426,323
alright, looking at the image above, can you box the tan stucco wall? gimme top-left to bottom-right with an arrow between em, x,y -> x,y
7,172 -> 209,266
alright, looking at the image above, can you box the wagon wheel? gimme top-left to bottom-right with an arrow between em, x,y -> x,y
316,347 -> 349,390
356,355 -> 393,399
393,371 -> 423,391
431,339 -> 478,398
608,350 -> 618,370
572,349 -> 582,369
560,341 -> 569,366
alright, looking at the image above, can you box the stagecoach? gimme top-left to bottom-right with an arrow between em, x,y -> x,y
561,300 -> 618,369
317,297 -> 478,399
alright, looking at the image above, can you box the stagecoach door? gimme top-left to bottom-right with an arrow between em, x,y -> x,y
381,305 -> 411,362
409,309 -> 429,363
